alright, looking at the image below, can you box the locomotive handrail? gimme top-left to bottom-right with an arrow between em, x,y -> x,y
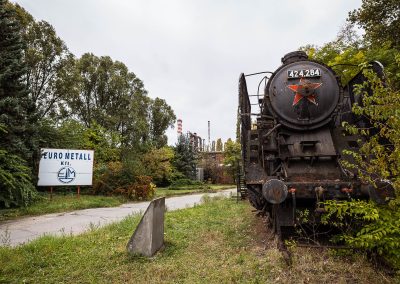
329,63 -> 359,68
240,113 -> 260,116
245,71 -> 274,77
240,113 -> 273,118
262,123 -> 282,138
257,76 -> 269,113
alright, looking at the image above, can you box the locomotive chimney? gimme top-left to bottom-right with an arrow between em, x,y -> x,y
281,51 -> 308,64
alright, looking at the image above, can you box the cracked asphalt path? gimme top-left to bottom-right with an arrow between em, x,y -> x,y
0,188 -> 235,246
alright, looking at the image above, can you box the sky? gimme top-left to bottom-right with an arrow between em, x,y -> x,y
15,0 -> 362,146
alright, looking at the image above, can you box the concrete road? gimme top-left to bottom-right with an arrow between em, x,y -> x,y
0,188 -> 236,247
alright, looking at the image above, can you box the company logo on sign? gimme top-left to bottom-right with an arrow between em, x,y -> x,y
57,166 -> 76,183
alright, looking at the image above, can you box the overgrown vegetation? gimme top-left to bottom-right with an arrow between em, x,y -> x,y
172,135 -> 197,180
0,1 -> 37,207
322,200 -> 400,267
0,0 -> 239,210
0,198 -> 394,283
223,138 -> 241,183
0,0 -> 215,209
0,150 -> 37,208
301,0 -> 400,269
321,68 -> 400,268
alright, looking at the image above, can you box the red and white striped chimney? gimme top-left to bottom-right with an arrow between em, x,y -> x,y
177,119 -> 182,135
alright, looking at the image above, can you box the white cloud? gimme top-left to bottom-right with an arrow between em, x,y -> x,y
16,0 -> 362,145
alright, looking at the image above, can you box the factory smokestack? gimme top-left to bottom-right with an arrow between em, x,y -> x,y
177,119 -> 182,136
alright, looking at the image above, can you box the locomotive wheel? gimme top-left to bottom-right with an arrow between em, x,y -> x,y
247,186 -> 265,211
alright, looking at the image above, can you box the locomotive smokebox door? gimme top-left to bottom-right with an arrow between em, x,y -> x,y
266,58 -> 341,130
262,179 -> 288,204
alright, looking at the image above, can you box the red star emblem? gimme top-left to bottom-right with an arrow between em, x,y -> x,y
287,78 -> 322,106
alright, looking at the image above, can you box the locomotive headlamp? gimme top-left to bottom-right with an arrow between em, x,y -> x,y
262,179 -> 288,204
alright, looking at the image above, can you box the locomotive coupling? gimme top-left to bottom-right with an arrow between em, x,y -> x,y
262,179 -> 288,204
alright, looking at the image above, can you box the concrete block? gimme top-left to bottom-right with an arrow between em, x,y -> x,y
126,197 -> 165,257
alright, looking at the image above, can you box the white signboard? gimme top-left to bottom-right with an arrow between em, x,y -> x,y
38,148 -> 94,186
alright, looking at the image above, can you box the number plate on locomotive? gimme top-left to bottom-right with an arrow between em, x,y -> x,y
287,68 -> 321,79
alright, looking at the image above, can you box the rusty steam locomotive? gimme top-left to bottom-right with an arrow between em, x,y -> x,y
238,51 -> 384,234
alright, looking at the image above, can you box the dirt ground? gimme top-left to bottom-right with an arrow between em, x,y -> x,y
246,209 -> 396,284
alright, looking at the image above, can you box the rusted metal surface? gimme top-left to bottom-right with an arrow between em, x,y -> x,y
245,163 -> 268,184
262,179 -> 288,204
238,50 -> 391,243
265,59 -> 342,131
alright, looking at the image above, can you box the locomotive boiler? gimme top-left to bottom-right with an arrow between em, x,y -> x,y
238,51 -> 384,235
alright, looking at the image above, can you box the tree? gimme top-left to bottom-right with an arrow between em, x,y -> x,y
69,53 -> 155,147
122,87 -> 151,147
71,54 -> 125,128
149,98 -> 176,148
199,153 -> 222,184
24,20 -> 75,119
0,148 -> 37,208
69,53 -> 176,149
302,24 -> 400,89
223,138 -> 241,182
0,1 -> 38,208
216,138 -> 223,151
8,3 -> 76,120
0,0 -> 36,161
348,0 -> 400,48
301,23 -> 367,86
81,122 -> 121,164
172,135 -> 197,179
142,146 -> 174,186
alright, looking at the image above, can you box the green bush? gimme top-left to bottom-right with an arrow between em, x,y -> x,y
167,178 -> 207,190
322,199 -> 400,269
169,178 -> 203,187
92,162 -> 129,195
114,175 -> 155,201
141,146 -> 174,187
92,162 -> 154,200
0,150 -> 37,208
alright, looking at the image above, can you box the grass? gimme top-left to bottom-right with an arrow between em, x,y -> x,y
155,184 -> 234,198
0,193 -> 125,221
0,197 -> 396,283
0,184 -> 234,221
